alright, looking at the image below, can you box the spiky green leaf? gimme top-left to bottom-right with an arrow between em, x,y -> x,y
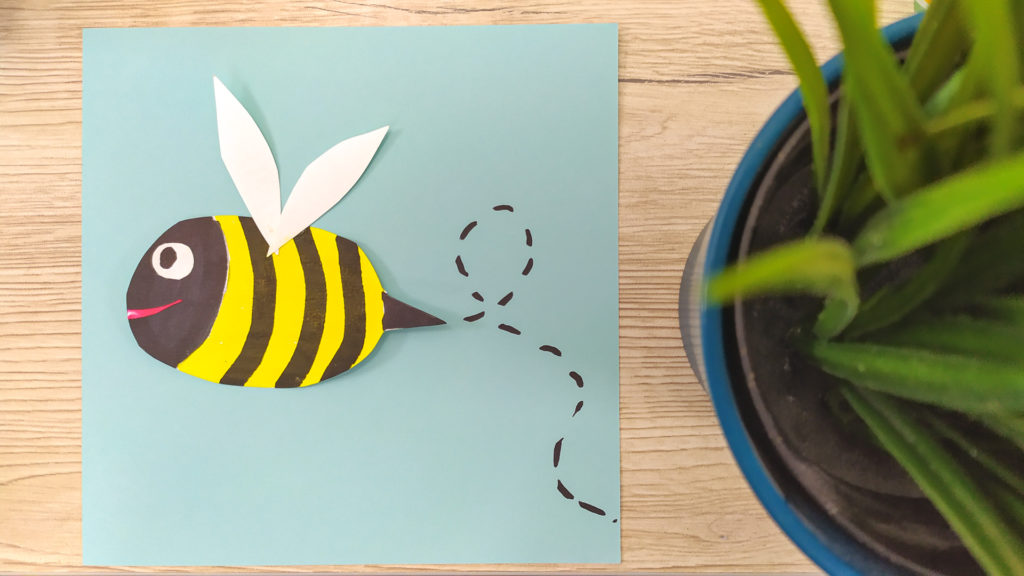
853,151 -> 1024,266
753,0 -> 831,194
827,0 -> 929,199
844,387 -> 1024,576
805,341 -> 1024,413
706,238 -> 858,337
812,95 -> 859,235
905,0 -> 970,102
873,315 -> 1024,364
959,0 -> 1020,156
844,233 -> 970,338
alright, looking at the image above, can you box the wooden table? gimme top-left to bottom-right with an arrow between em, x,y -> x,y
0,1 -> 913,573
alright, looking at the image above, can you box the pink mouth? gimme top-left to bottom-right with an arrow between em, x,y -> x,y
127,299 -> 183,320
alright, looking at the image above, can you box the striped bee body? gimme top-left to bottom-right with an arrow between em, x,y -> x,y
126,215 -> 442,388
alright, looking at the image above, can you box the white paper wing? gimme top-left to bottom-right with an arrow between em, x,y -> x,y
213,76 -> 281,248
271,125 -> 389,255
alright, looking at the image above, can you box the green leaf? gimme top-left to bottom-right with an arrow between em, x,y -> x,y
836,174 -> 882,233
905,0 -> 970,102
827,0 -> 929,199
925,87 -> 1024,142
1017,3 -> 1024,75
959,0 -> 1021,156
975,296 -> 1024,323
706,238 -> 859,338
986,413 -> 1024,452
930,210 -> 1024,309
874,315 -> 1024,364
924,18 -> 991,119
805,340 -> 1024,413
987,480 -> 1024,536
811,95 -> 859,235
925,66 -> 968,116
925,86 -> 1024,181
753,0 -> 831,195
927,413 -> 1024,495
853,151 -> 1024,266
843,387 -> 1024,576
815,295 -> 858,340
843,233 -> 971,339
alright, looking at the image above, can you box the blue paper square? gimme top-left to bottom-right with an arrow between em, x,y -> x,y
83,24 -> 619,565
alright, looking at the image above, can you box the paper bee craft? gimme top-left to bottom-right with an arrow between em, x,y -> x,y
126,77 -> 444,388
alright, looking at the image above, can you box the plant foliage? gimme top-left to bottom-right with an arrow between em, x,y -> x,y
710,1 -> 1024,572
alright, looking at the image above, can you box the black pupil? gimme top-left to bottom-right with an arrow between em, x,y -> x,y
159,246 -> 177,269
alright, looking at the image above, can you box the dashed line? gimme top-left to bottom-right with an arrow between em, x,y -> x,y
456,207 -> 614,523
557,479 -> 574,499
522,258 -> 534,276
498,323 -> 521,335
570,371 -> 584,388
460,221 -> 478,240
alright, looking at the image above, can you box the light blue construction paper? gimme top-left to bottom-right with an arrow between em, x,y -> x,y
82,25 -> 619,566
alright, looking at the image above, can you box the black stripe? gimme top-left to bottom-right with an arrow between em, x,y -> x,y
275,229 -> 327,388
220,217 -> 276,386
322,237 -> 366,379
579,501 -> 606,516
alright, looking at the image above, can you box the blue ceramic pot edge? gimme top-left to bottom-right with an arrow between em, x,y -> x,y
699,13 -> 925,576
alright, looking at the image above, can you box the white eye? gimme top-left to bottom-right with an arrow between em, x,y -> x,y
151,243 -> 194,280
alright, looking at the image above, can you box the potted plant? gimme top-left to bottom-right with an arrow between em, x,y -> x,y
680,1 -> 1024,574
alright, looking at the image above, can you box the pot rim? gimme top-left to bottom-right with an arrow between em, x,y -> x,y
699,12 -> 924,576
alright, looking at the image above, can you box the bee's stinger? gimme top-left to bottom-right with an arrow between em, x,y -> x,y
381,292 -> 446,331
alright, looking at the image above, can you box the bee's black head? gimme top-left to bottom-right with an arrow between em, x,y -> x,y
126,217 -> 227,367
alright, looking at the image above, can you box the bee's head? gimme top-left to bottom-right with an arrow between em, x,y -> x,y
126,217 -> 227,368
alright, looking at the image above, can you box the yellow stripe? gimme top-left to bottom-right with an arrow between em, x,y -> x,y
244,238 -> 306,387
301,228 -> 346,386
177,216 -> 253,382
353,248 -> 384,367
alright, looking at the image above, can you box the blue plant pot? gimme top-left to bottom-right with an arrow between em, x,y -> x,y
678,13 -> 979,576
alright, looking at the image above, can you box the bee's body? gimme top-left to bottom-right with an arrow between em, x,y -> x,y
127,215 -> 439,388
182,215 -> 385,387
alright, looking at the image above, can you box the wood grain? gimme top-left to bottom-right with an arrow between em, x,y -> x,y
0,0 -> 912,572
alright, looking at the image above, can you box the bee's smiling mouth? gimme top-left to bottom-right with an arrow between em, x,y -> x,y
127,299 -> 183,320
